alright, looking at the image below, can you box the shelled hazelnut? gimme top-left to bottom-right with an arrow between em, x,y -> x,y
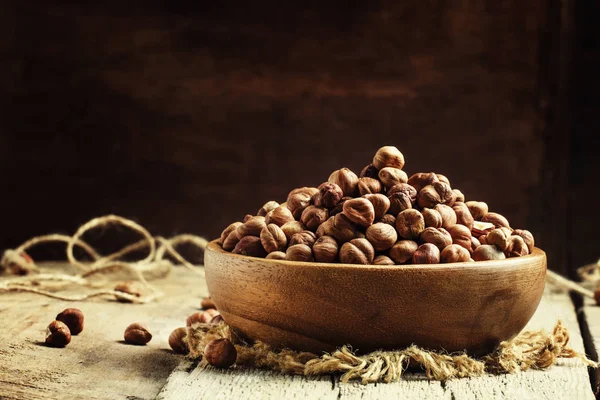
289,231 -> 317,247
379,167 -> 408,188
373,146 -> 405,170
280,221 -> 306,240
434,204 -> 457,229
422,208 -> 442,228
378,214 -> 397,226
328,168 -> 359,197
366,223 -> 397,251
360,164 -> 379,179
232,236 -> 267,258
169,327 -> 189,354
396,209 -> 425,240
45,321 -> 71,347
260,224 -> 287,253
265,206 -> 295,226
472,245 -> 506,261
257,201 -> 280,217
286,244 -> 314,262
358,177 -> 382,196
236,216 -> 266,238
300,206 -> 329,231
201,296 -> 216,310
408,172 -> 439,193
313,236 -> 339,263
512,229 -> 535,253
452,202 -> 474,230
417,182 -> 456,209
373,255 -> 395,266
342,198 -> 375,228
56,308 -> 84,335
440,244 -> 471,263
413,243 -> 440,264
339,239 -> 375,264
363,194 -> 390,220
389,240 -> 418,264
316,182 -> 344,208
481,212 -> 511,229
265,251 -> 287,260
466,201 -> 488,221
124,323 -> 152,345
446,224 -> 472,252
504,235 -> 529,258
420,227 -> 452,251
204,338 -> 237,368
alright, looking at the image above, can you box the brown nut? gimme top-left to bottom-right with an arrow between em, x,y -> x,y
422,208 -> 442,228
260,224 -> 288,253
329,213 -> 360,242
436,174 -> 450,186
300,206 -> 329,231
504,235 -> 529,258
357,177 -> 382,195
471,236 -> 481,250
472,220 -> 496,237
280,221 -> 306,240
201,296 -> 216,310
378,167 -> 408,188
373,255 -> 395,266
363,194 -> 390,220
257,201 -> 280,217
417,182 -> 456,209
373,146 -> 405,170
366,222 -> 398,251
220,222 -> 242,245
232,236 -> 267,258
56,308 -> 84,335
265,251 -> 287,260
395,209 -> 425,240
124,323 -> 152,345
472,245 -> 506,261
420,227 -> 452,251
378,214 -> 397,226
204,338 -> 237,368
289,230 -> 317,247
328,168 -> 359,197
412,243 -> 440,264
452,189 -> 465,203
389,240 -> 419,264
286,187 -> 318,219
465,201 -> 489,221
342,198 -> 375,228
339,238 -> 375,264
265,206 -> 295,226
222,230 -> 241,252
434,204 -> 457,229
316,182 -> 344,208
481,212 -> 511,229
512,229 -> 535,253
486,228 -> 512,251
479,234 -> 488,245
169,327 -> 189,354
440,244 -> 471,263
187,310 -> 220,326
407,172 -> 439,193
387,183 -> 417,215
210,314 -> 224,324
286,244 -> 314,262
446,224 -> 472,252
452,202 -> 474,230
360,163 -> 379,179
235,216 -> 266,238
312,236 -> 339,263
388,183 -> 417,201
45,320 -> 71,347
242,214 -> 253,223
114,281 -> 144,303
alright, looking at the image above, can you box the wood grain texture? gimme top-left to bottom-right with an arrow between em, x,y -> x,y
205,240 -> 547,355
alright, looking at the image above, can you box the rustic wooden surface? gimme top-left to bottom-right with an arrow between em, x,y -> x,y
580,295 -> 600,397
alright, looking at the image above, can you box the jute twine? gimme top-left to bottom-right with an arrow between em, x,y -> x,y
0,215 -> 208,303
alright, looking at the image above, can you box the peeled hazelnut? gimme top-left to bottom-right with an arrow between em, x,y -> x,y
342,198 -> 375,228
124,323 -> 152,345
387,183 -> 417,215
373,146 -> 405,170
378,167 -> 408,188
204,338 -> 237,369
280,221 -> 306,240
434,204 -> 457,229
396,209 -> 425,240
289,231 -> 317,247
339,238 -> 375,264
446,224 -> 472,252
452,202 -> 474,230
481,212 -> 511,229
505,235 -> 529,258
486,228 -> 512,251
236,216 -> 267,238
265,206 -> 295,227
420,227 -> 452,251
45,320 -> 71,347
412,243 -> 440,264
313,236 -> 339,263
232,236 -> 267,258
169,327 -> 189,354
328,168 -> 359,197
472,244 -> 506,261
389,240 -> 419,264
360,164 -> 379,179
512,229 -> 535,253
373,255 -> 395,266
242,214 -> 253,223
362,194 -> 390,220
440,244 -> 471,263
422,208 -> 442,228
358,177 -> 382,195
114,281 -> 144,303
388,183 -> 417,202
201,296 -> 216,310
187,310 -> 220,326
417,182 -> 456,209
286,244 -> 314,262
330,196 -> 352,216
472,220 -> 496,236
466,201 -> 489,221
287,187 -> 318,219
315,217 -> 334,238
300,206 -> 329,231
453,189 -> 465,203
222,230 -> 241,251
366,222 -> 398,251
407,172 -> 439,192
436,174 -> 450,186
378,214 -> 397,226
265,251 -> 287,260
471,236 -> 481,249
260,224 -> 287,253
220,222 -> 242,245
257,201 -> 280,217
316,182 -> 343,208
56,308 -> 84,335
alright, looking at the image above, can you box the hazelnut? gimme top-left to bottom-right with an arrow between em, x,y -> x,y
300,206 -> 329,231
436,174 -> 450,186
407,172 -> 439,192
440,244 -> 471,263
124,323 -> 152,345
446,224 -> 472,252
313,236 -> 339,263
479,234 -> 489,245
210,314 -> 225,324
481,212 -> 511,229
486,228 -> 512,251
453,189 -> 465,203
280,221 -> 307,240
378,214 -> 397,226
286,187 -> 319,219
204,338 -> 237,368
289,231 -> 317,247
232,236 -> 267,258
417,182 -> 456,209
378,167 -> 408,188
339,238 -> 375,264
286,244 -> 314,262
373,146 -> 405,170
342,198 -> 375,228
389,240 -> 419,264
471,236 -> 481,249
363,194 -> 390,220
201,296 -> 216,310
387,183 -> 417,215
434,204 -> 457,229
242,214 -> 253,223
329,196 -> 352,216
260,224 -> 287,253
357,177 -> 382,195
504,235 -> 529,258
257,201 -> 280,217
373,255 -> 395,266
412,243 -> 440,264
114,281 -> 144,303
45,320 -> 71,347
360,164 -> 379,179
265,206 -> 295,226
472,220 -> 496,236
265,251 -> 287,260
236,216 -> 266,238
388,183 -> 417,202
420,227 -> 452,251
222,230 -> 241,251
512,229 -> 535,253
472,245 -> 506,261
465,201 -> 489,221
316,182 -> 344,208
187,310 -> 220,326
395,209 -> 425,240
365,222 -> 398,251
169,327 -> 189,354
56,308 -> 84,335
328,168 -> 359,197
220,222 -> 242,245
422,208 -> 442,228
452,202 -> 474,230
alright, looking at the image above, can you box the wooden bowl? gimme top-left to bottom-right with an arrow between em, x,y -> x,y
205,240 -> 546,356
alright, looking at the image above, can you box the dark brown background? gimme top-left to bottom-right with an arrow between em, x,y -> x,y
1,1 -> 598,275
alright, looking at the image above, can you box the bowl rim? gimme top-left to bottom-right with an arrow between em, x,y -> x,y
206,239 -> 546,272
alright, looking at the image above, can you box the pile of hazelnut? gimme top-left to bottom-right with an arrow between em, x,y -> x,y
219,146 -> 535,265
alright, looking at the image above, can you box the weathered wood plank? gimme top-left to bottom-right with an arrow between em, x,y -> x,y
580,296 -> 600,396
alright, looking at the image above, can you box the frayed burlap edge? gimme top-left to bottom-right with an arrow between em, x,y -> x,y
185,320 -> 597,384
